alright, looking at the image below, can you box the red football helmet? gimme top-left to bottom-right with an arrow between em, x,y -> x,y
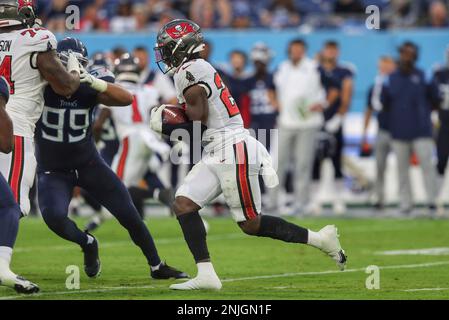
154,19 -> 204,74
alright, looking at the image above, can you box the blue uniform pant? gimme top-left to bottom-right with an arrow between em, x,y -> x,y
37,155 -> 161,266
0,173 -> 20,248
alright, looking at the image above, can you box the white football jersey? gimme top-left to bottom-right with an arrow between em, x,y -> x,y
109,81 -> 160,140
174,58 -> 247,153
0,27 -> 57,138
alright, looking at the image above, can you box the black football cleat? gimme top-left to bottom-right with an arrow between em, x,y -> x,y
82,232 -> 101,278
151,262 -> 189,280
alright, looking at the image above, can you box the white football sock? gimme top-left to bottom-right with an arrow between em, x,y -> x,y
0,246 -> 15,278
86,234 -> 95,245
150,261 -> 163,271
307,230 -> 322,249
197,262 -> 217,277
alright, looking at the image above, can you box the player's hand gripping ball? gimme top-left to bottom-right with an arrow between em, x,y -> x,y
150,105 -> 188,134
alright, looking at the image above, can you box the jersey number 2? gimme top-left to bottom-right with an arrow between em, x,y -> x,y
0,56 -> 15,94
214,72 -> 240,117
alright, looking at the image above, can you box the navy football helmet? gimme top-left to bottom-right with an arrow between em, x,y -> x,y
114,53 -> 141,83
57,37 -> 89,68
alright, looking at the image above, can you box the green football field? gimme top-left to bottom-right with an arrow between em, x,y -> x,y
1,215 -> 449,300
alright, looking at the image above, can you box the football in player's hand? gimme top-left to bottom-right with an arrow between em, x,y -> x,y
162,105 -> 189,125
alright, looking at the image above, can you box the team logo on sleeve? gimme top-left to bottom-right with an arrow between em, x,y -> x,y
186,71 -> 195,82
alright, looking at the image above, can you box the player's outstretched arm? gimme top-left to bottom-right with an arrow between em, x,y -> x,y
97,83 -> 133,106
37,50 -> 80,97
0,78 -> 13,153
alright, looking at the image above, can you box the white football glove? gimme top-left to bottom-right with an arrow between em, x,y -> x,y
150,105 -> 168,134
66,52 -> 80,75
325,114 -> 343,133
80,67 -> 108,93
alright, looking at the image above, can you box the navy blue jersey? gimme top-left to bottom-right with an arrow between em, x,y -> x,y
429,67 -> 449,125
319,65 -> 354,121
35,67 -> 114,171
381,68 -> 432,141
245,73 -> 277,117
366,85 -> 389,132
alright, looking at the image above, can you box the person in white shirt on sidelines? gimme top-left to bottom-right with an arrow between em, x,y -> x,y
269,39 -> 331,215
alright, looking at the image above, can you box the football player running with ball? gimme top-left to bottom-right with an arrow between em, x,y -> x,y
35,38 -> 187,281
151,19 -> 347,290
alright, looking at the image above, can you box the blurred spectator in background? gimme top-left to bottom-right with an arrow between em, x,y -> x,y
46,0 -> 70,32
110,0 -> 137,32
245,43 -> 278,151
427,0 -> 449,27
429,46 -> 449,216
190,0 -> 232,29
231,0 -> 253,28
260,0 -> 300,29
270,39 -> 327,215
133,46 -> 177,104
362,56 -> 396,210
381,42 -> 438,215
314,40 -> 354,215
334,0 -> 364,14
79,2 -> 109,32
222,50 -> 250,125
146,0 -> 186,30
384,0 -> 420,29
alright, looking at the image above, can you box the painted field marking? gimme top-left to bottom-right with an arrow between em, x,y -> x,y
222,261 -> 449,282
375,247 -> 449,256
1,260 -> 449,300
403,288 -> 449,292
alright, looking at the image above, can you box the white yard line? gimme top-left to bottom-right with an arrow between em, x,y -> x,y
402,288 -> 449,292
1,260 -> 448,300
222,261 -> 449,282
375,247 -> 449,256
